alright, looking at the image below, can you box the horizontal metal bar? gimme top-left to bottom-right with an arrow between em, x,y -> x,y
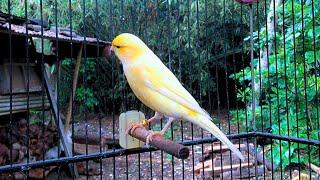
254,132 -> 320,146
0,132 -> 318,173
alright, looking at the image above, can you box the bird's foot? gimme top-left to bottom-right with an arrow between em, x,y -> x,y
146,131 -> 163,147
125,123 -> 145,135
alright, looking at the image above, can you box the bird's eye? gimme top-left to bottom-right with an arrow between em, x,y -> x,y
116,46 -> 120,48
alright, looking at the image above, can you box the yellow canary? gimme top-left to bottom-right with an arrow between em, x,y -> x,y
111,33 -> 244,160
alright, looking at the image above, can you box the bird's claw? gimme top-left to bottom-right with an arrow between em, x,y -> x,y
146,131 -> 163,147
125,123 -> 145,135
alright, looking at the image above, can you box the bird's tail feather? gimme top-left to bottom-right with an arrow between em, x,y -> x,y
188,115 -> 245,161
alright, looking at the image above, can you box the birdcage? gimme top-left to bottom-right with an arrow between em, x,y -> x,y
0,0 -> 319,179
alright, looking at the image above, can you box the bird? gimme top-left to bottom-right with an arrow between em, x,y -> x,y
111,33 -> 244,160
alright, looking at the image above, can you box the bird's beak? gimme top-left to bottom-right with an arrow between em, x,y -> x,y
110,45 -> 114,52
103,44 -> 112,59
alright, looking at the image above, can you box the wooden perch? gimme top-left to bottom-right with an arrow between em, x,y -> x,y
128,126 -> 189,159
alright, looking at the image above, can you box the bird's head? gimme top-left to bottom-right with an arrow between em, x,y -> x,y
111,33 -> 149,63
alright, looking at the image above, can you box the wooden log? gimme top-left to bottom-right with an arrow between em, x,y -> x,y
222,165 -> 266,179
73,133 -> 119,148
306,163 -> 320,175
73,143 -> 105,155
128,126 -> 189,159
204,143 -> 246,154
200,162 -> 254,176
194,156 -> 216,175
243,142 -> 274,171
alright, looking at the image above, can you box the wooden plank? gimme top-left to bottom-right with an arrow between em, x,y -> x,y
306,163 -> 320,175
21,65 -> 42,92
194,157 -> 216,174
204,143 -> 246,154
200,162 -> 254,175
43,68 -> 79,178
0,64 -> 42,95
222,165 -> 266,179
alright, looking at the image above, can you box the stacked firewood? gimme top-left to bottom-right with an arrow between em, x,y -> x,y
0,118 -> 59,179
0,117 -> 121,179
195,142 -> 273,179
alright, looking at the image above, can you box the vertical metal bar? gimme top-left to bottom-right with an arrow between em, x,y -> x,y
7,0 -> 13,178
222,0 -> 234,178
81,0 -> 89,178
166,1 -> 175,178
239,2 -> 246,178
255,1 -> 267,179
137,2 -> 142,178
68,0 -> 76,179
264,0 -> 274,177
291,0 -> 301,178
212,1 -> 219,178
231,2 -> 240,180
24,0 -> 30,178
176,1 -> 185,179
93,0 -> 103,179
262,2 -> 267,179
206,1 -> 212,115
249,5 -> 256,134
186,1 -> 195,179
108,0 -> 117,178
249,3 -> 259,178
311,0 -> 320,172
272,0 -> 283,177
54,0 -> 61,178
281,0 -> 291,179
39,0 -> 46,177
195,0 -> 204,178
300,1 -> 312,178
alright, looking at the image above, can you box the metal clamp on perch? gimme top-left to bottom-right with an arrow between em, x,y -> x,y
119,111 -> 189,159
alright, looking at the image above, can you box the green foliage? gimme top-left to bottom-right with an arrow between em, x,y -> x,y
230,0 -> 320,168
59,57 -> 101,112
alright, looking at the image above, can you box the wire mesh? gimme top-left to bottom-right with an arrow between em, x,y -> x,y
0,0 -> 318,179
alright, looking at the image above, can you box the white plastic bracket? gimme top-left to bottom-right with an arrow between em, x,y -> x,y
119,110 -> 147,149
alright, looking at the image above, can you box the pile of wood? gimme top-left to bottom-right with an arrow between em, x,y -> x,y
195,142 -> 273,179
0,118 -> 59,179
0,118 -> 58,163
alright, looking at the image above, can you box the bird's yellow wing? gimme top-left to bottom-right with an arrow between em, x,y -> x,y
142,55 -> 211,120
